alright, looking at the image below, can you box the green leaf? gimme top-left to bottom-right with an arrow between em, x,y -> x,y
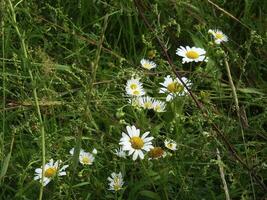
0,152 -> 11,181
72,182 -> 91,188
238,87 -> 264,95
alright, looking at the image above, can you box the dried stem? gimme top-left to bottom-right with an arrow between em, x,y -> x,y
217,148 -> 231,200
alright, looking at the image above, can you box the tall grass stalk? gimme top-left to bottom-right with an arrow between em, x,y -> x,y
6,1 -> 46,199
224,58 -> 256,199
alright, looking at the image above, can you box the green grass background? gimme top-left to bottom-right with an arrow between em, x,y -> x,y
1,0 -> 267,199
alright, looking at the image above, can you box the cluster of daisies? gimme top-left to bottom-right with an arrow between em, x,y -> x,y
109,125 -> 178,191
126,29 -> 228,108
34,126 -> 177,191
125,58 -> 192,114
34,148 -> 97,186
33,29 -> 228,191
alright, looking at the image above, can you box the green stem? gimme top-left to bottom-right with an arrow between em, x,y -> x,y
1,0 -> 6,166
91,14 -> 108,85
140,160 -> 157,192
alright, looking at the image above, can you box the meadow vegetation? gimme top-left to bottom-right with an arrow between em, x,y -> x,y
1,0 -> 267,199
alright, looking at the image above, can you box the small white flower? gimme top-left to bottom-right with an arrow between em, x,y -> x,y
140,58 -> 157,70
208,29 -> 228,44
125,78 -> 145,97
164,139 -> 177,151
176,46 -> 207,63
152,100 -> 166,112
79,151 -> 95,165
113,147 -> 127,158
159,75 -> 191,101
138,96 -> 155,109
119,125 -> 154,161
34,159 -> 69,186
70,148 -> 95,165
108,172 -> 124,191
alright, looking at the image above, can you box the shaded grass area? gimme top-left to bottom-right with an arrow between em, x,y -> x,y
1,0 -> 267,199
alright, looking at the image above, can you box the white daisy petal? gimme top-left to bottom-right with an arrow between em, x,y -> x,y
132,150 -> 139,161
138,150 -> 144,159
59,172 -> 66,176
141,131 -> 150,139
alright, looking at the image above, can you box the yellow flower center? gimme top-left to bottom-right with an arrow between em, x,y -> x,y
144,101 -> 152,109
44,167 -> 57,178
148,147 -> 164,159
81,156 -> 91,165
130,136 -> 144,149
133,90 -> 140,96
154,105 -> 161,111
167,143 -> 173,148
186,50 -> 199,59
113,183 -> 121,191
167,82 -> 184,93
143,63 -> 151,69
215,33 -> 223,39
130,84 -> 138,90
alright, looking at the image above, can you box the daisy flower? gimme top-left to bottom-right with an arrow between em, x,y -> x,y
152,100 -> 166,112
138,96 -> 155,109
79,151 -> 95,165
164,139 -> 177,151
34,159 -> 69,186
113,147 -> 127,158
125,78 -> 145,97
119,125 -> 154,161
148,147 -> 166,159
208,29 -> 228,44
70,148 -> 95,165
128,97 -> 142,108
140,58 -> 157,70
159,75 -> 191,101
108,172 -> 124,191
176,46 -> 207,63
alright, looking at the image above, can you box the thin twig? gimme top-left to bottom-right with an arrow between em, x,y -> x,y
206,0 -> 251,30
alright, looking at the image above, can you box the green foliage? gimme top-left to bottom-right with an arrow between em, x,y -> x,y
1,0 -> 267,199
